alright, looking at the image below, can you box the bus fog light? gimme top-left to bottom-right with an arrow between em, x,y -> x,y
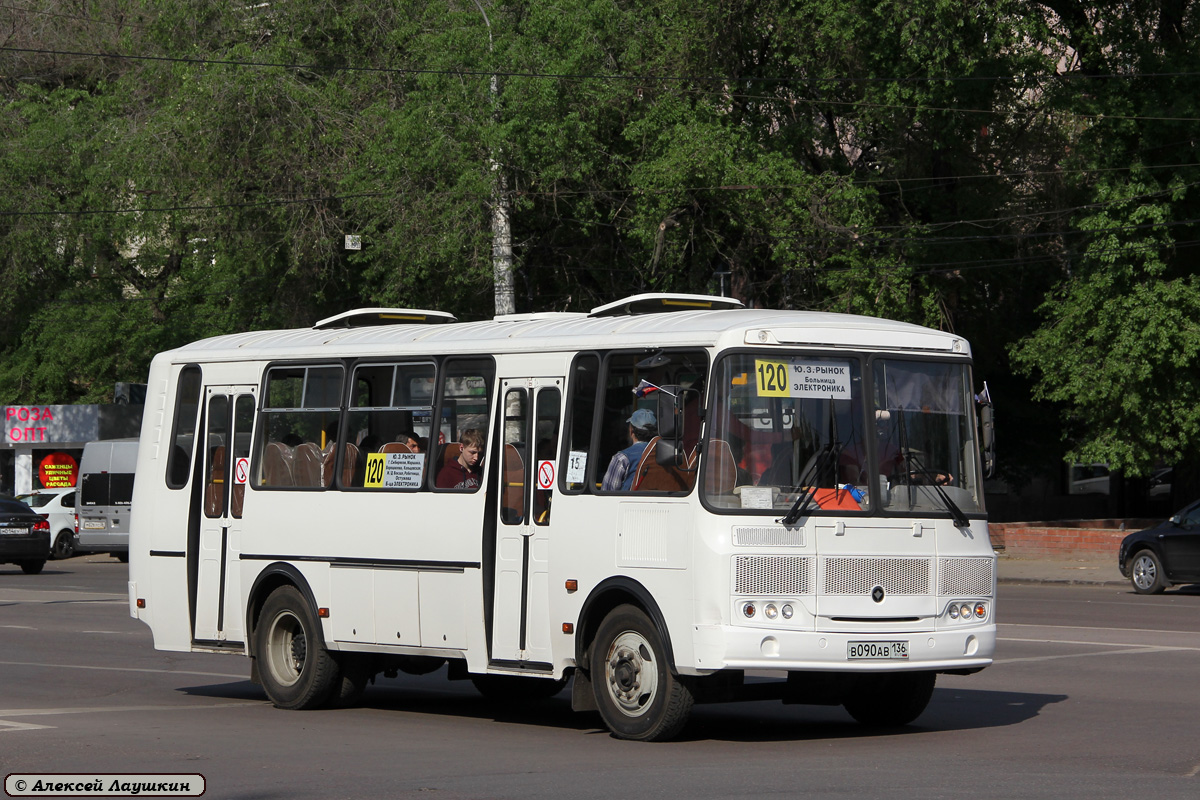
764,604 -> 778,620
781,604 -> 794,619
742,602 -> 756,618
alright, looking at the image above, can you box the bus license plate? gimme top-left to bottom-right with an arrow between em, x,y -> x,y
82,520 -> 106,530
0,526 -> 29,536
847,641 -> 909,660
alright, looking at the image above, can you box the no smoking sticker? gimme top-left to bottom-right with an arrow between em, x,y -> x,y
537,460 -> 555,490
234,457 -> 250,485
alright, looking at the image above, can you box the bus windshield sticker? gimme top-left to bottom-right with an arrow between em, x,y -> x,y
566,451 -> 587,483
364,451 -> 425,489
755,359 -> 852,399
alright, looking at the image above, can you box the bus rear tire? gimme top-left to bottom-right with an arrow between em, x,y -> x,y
255,585 -> 340,710
843,671 -> 936,727
590,604 -> 693,741
19,559 -> 45,575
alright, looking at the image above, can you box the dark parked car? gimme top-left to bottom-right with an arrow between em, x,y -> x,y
1119,499 -> 1200,593
0,497 -> 51,574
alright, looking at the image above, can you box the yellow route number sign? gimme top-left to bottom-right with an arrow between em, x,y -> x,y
755,360 -> 791,397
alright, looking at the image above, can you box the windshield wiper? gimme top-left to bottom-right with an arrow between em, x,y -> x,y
779,443 -> 839,526
902,448 -> 970,528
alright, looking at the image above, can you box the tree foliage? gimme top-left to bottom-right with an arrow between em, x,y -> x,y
1,0 -> 1197,485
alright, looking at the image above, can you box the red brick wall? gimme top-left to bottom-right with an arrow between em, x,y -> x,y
988,522 -> 1132,557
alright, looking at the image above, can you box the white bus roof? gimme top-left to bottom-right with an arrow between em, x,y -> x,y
161,296 -> 970,362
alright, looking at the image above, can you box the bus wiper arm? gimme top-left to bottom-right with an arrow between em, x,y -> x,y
904,449 -> 970,528
779,444 -> 838,527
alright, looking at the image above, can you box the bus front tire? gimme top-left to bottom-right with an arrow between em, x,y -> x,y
842,671 -> 936,727
590,604 -> 693,741
255,585 -> 340,710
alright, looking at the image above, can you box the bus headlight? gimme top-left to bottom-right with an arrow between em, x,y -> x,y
781,604 -> 794,620
764,604 -> 778,620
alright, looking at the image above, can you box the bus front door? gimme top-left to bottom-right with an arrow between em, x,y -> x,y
491,379 -> 562,667
192,387 -> 257,646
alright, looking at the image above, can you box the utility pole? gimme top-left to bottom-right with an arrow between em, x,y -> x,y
474,1 -> 515,316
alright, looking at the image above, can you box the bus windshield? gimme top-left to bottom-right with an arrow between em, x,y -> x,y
704,353 -> 983,517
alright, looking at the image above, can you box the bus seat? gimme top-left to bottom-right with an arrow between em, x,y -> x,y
439,442 -> 462,471
340,442 -> 360,487
204,446 -> 226,517
293,442 -> 324,487
380,442 -> 412,454
632,437 -> 694,492
502,443 -> 525,523
262,441 -> 295,487
704,439 -> 737,496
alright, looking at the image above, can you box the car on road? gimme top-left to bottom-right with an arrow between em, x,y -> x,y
16,487 -> 78,560
1118,499 -> 1200,593
0,496 -> 51,574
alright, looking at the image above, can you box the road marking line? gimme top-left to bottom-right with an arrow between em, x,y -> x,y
999,636 -> 1200,650
995,646 -> 1190,665
0,625 -> 35,630
1002,622 -> 1200,636
0,702 -> 260,718
0,719 -> 54,732
0,661 -> 246,679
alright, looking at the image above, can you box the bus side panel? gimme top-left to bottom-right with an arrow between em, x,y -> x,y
130,357 -> 192,652
546,495 -> 698,675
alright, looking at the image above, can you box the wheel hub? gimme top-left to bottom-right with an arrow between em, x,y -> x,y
605,632 -> 658,717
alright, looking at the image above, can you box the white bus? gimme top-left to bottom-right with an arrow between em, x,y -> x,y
128,294 -> 996,741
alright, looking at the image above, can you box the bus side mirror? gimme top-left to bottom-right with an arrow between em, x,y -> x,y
655,386 -> 695,467
979,400 -> 996,479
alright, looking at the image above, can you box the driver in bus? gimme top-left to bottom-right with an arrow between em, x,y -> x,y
601,409 -> 657,491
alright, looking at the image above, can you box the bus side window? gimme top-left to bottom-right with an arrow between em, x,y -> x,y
563,354 -> 599,493
345,362 -> 436,491
431,358 -> 495,491
165,366 -> 202,489
255,365 -> 344,490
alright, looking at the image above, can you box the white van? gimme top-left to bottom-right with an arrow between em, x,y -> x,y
77,439 -> 138,561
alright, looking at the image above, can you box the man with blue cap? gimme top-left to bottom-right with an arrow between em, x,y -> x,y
601,408 -> 658,491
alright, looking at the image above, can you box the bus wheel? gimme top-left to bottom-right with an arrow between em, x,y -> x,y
471,674 -> 568,704
590,604 -> 693,741
329,655 -> 373,708
19,560 -> 45,575
842,671 -> 936,727
255,585 -> 339,710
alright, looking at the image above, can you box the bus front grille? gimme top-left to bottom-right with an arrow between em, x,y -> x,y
822,557 -> 931,595
733,555 -> 813,595
937,557 -> 995,596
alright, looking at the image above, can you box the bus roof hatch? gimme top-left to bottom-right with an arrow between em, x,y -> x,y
588,293 -> 744,318
313,308 -> 458,329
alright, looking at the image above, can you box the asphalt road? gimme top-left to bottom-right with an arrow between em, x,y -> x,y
2,556 -> 1198,799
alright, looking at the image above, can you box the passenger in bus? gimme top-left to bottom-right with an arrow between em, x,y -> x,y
436,428 -> 485,490
398,431 -> 423,453
601,409 -> 657,491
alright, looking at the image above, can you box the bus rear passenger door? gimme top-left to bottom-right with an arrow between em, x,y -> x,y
491,379 -> 562,668
193,387 -> 256,646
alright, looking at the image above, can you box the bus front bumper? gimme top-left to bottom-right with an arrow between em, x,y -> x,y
688,623 -> 995,674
